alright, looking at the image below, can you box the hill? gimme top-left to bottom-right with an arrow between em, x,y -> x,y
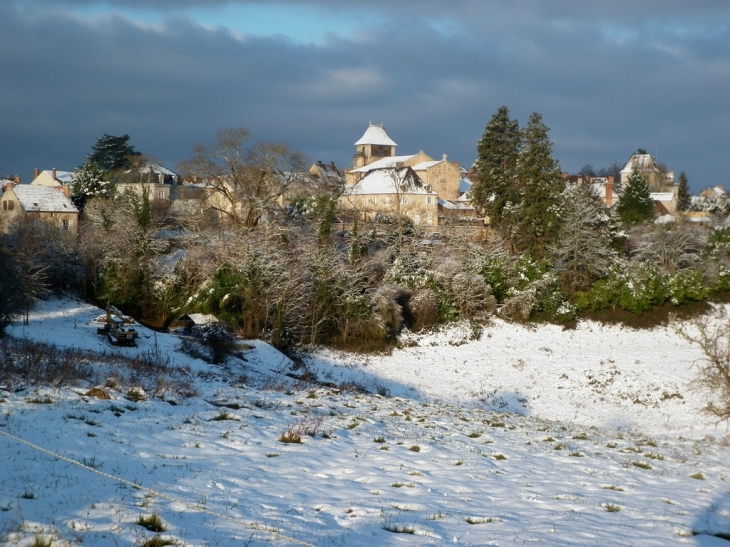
0,298 -> 728,546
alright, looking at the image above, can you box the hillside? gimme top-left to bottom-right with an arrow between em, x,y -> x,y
0,298 -> 729,546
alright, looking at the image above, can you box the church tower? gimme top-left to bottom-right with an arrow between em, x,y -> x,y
352,123 -> 397,168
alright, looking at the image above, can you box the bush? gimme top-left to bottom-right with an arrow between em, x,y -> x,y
575,261 -> 666,314
189,321 -> 236,364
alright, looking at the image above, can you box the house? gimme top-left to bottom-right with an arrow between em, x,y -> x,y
116,163 -> 181,201
0,183 -> 79,234
31,168 -> 74,196
620,153 -> 674,191
339,166 -> 439,226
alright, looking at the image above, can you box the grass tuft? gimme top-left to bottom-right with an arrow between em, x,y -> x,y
137,513 -> 166,533
465,516 -> 501,524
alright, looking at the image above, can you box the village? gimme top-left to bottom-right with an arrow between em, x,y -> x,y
1,123 -> 726,242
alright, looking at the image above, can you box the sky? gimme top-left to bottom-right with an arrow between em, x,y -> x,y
2,1 -> 729,192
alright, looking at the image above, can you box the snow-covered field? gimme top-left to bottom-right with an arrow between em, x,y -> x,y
1,298 -> 729,546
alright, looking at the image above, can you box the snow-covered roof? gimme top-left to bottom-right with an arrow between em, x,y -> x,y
137,163 -> 178,176
354,124 -> 397,147
11,185 -> 78,213
349,154 -> 416,173
650,192 -> 675,202
459,176 -> 473,195
438,199 -> 472,210
344,167 -> 436,196
621,154 -> 660,174
186,313 -> 218,325
410,160 -> 442,171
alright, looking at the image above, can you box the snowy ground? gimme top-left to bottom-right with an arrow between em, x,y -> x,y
0,297 -> 729,546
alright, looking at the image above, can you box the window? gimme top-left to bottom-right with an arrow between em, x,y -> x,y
426,196 -> 433,205
62,219 -> 70,231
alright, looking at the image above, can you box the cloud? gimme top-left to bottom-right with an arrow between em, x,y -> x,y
1,1 -> 729,191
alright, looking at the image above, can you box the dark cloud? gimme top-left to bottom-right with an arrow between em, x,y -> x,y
1,1 -> 729,192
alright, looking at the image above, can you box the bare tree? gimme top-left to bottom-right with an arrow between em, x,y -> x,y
675,308 -> 730,423
631,223 -> 707,274
179,128 -> 308,228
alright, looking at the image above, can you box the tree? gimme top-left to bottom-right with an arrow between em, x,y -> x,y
616,169 -> 655,225
87,134 -> 141,172
471,106 -> 521,232
578,164 -> 596,177
549,184 -> 622,292
0,242 -> 24,335
675,309 -> 730,423
71,160 -> 114,208
179,128 -> 308,228
508,112 -> 565,258
677,171 -> 691,212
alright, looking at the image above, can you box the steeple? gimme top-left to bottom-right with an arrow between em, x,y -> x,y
352,123 -> 397,168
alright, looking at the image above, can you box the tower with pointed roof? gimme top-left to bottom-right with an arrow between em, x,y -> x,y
352,123 -> 397,168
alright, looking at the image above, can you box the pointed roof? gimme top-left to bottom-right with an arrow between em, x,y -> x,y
354,123 -> 397,147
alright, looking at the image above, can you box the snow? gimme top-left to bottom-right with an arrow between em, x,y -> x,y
9,185 -> 78,213
1,297 -> 729,546
354,124 -> 397,147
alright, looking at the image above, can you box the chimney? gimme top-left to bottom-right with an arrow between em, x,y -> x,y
52,168 -> 57,181
34,168 -> 40,179
606,182 -> 613,206
15,175 -> 21,184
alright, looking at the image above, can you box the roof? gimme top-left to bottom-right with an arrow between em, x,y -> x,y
459,176 -> 473,195
354,124 -> 397,147
40,170 -> 73,184
650,192 -> 675,202
621,154 -> 660,174
137,163 -> 178,176
344,167 -> 436,196
438,199 -> 473,210
11,185 -> 78,213
349,154 -> 416,173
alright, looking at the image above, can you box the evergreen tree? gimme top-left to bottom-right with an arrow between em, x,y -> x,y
616,169 -> 656,225
509,112 -> 565,258
549,185 -> 622,292
71,161 -> 114,208
87,134 -> 141,172
470,106 -> 521,233
677,171 -> 691,212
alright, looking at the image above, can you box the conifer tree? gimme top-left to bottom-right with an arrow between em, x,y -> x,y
616,169 -> 656,225
471,106 -> 521,233
509,112 -> 565,258
677,171 -> 691,212
87,134 -> 141,172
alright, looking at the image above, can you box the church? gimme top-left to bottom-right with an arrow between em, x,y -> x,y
339,123 -> 476,229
